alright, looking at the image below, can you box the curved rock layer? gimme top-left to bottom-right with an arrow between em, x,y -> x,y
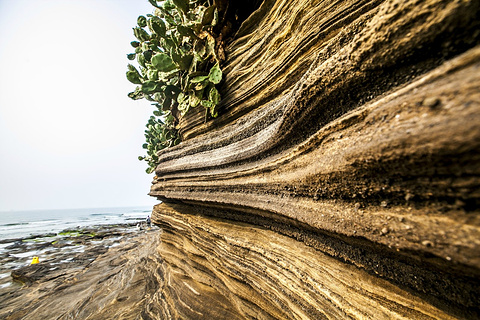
151,0 -> 480,318
153,203 -> 465,319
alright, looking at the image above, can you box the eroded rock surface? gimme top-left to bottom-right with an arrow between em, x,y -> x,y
150,0 -> 480,319
0,230 -> 162,320
152,203 -> 464,319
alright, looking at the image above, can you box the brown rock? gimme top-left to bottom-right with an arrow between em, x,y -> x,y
147,0 -> 480,318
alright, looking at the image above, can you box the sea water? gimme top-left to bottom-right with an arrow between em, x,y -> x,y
0,206 -> 152,240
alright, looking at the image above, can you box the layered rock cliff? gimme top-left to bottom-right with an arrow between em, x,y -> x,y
150,0 -> 480,318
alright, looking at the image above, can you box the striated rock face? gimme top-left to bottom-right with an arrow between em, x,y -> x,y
153,203 -> 465,319
150,0 -> 480,318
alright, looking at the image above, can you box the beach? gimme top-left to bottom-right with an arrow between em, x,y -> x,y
0,222 -> 161,319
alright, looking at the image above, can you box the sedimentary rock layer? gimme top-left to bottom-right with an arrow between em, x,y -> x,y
153,203 -> 465,319
150,0 -> 480,318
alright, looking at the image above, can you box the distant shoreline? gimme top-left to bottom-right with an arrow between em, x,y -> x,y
0,206 -> 152,240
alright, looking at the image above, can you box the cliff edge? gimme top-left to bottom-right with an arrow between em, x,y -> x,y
150,0 -> 480,319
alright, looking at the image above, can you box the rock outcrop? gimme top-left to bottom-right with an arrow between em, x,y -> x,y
0,226 -> 162,320
150,0 -> 480,319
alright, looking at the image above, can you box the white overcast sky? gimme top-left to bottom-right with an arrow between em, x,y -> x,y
0,0 -> 159,211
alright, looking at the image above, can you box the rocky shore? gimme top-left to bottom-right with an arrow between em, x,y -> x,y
0,223 -> 160,319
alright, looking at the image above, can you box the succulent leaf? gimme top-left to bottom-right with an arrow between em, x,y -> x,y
177,25 -> 196,38
172,0 -> 189,14
146,167 -> 155,174
149,16 -> 166,37
201,5 -> 216,26
205,33 -> 216,58
144,94 -> 155,102
177,92 -> 187,104
210,106 -> 218,117
208,63 -> 222,84
209,86 -> 220,105
137,53 -> 146,68
127,64 -> 139,72
128,87 -> 144,100
177,54 -> 194,71
212,8 -> 219,26
143,50 -> 153,62
141,81 -> 158,94
147,69 -> 159,81
164,85 -> 181,99
195,80 -> 209,91
153,92 -> 163,102
148,0 -> 160,8
189,92 -> 201,107
126,70 -> 143,84
195,88 -> 204,100
137,16 -> 147,28
178,101 -> 189,115
191,75 -> 208,83
151,53 -> 177,72
164,14 -> 177,26
200,100 -> 214,108
164,37 -> 177,50
133,27 -> 150,42
163,0 -> 176,11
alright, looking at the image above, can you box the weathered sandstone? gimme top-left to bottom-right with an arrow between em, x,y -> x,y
150,0 -> 480,319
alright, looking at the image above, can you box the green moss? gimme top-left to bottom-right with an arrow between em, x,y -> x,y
22,238 -> 43,243
58,231 -> 82,237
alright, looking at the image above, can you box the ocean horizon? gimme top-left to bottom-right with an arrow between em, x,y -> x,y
0,206 -> 153,240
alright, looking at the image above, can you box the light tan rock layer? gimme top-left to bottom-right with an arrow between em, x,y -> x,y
153,203 -> 464,319
150,0 -> 480,318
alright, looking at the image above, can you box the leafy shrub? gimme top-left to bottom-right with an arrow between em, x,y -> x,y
127,0 -> 225,173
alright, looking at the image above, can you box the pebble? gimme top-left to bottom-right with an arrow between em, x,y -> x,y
423,97 -> 441,109
404,193 -> 414,201
421,240 -> 434,247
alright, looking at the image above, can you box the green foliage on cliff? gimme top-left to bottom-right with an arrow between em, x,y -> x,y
127,0 -> 224,174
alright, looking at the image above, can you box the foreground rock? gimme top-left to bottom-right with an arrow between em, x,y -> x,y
148,0 -> 480,319
0,223 -> 146,285
0,227 -> 161,320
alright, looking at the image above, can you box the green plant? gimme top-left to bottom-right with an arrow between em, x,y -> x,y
127,0 -> 226,174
